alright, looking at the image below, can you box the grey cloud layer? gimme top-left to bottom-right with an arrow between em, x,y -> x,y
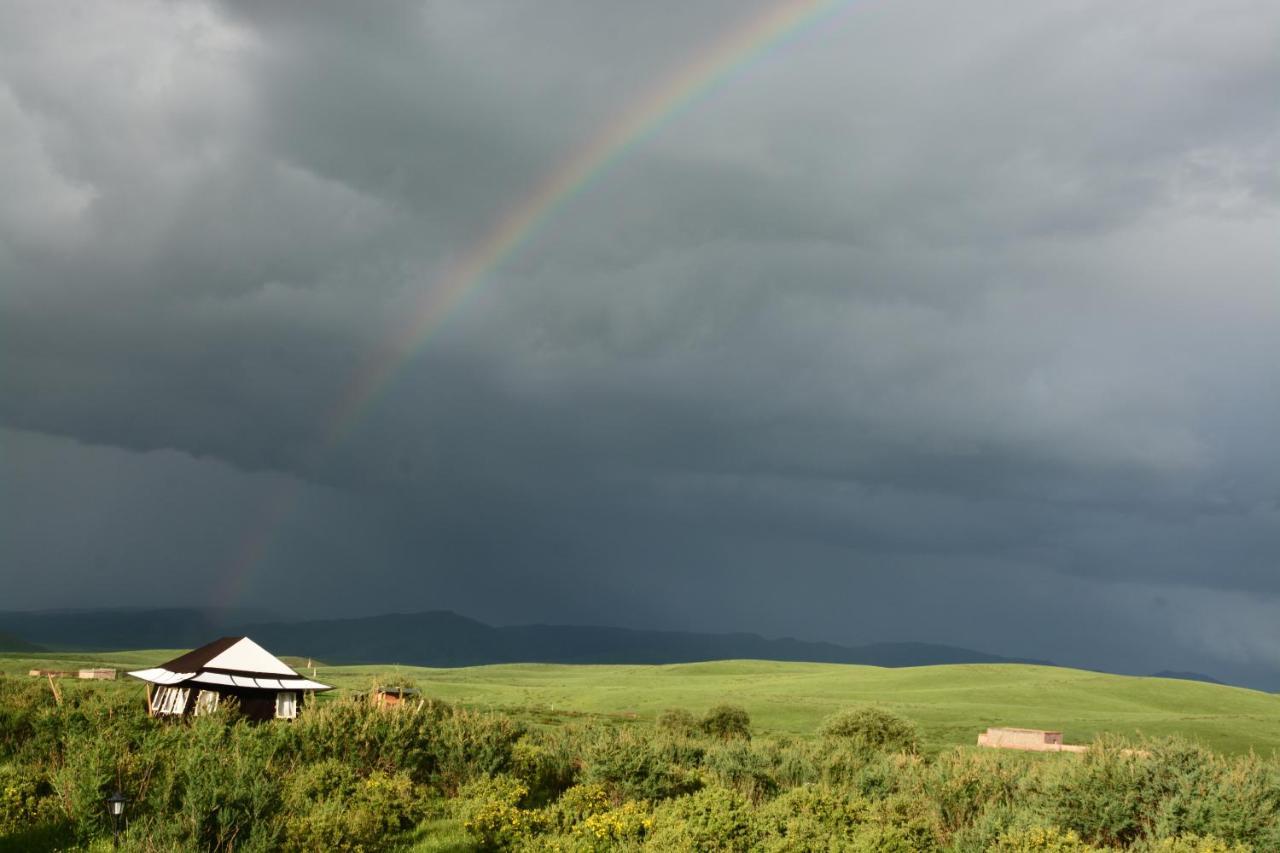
2,0 -> 1278,683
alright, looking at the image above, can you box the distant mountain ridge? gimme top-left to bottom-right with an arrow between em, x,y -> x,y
0,608 -> 269,653
0,630 -> 41,652
0,607 -> 1050,669
246,610 -> 1055,668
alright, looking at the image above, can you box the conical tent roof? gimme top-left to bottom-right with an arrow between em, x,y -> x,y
127,636 -> 331,692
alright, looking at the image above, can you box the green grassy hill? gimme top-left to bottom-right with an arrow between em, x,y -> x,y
5,651 -> 1278,755
323,659 -> 1280,755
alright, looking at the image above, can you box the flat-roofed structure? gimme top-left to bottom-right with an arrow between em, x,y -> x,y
977,727 -> 1086,753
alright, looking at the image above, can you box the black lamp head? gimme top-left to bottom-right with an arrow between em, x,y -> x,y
106,791 -> 128,817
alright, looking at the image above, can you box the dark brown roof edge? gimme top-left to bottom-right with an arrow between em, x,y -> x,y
155,636 -> 244,673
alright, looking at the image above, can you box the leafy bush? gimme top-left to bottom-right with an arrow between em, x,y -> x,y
656,708 -> 699,737
1131,835 -> 1254,853
1026,737 -> 1182,848
990,825 -> 1104,852
872,791 -> 943,851
647,785 -> 758,851
819,706 -> 920,755
572,799 -> 654,848
815,742 -> 917,795
547,782 -> 612,833
914,748 -> 1021,839
6,676 -> 1280,852
700,705 -> 752,741
457,775 -> 544,850
511,730 -> 579,806
704,741 -> 780,802
162,718 -> 290,851
429,708 -> 525,793
0,762 -> 59,836
754,784 -> 872,850
581,728 -> 700,802
282,766 -> 423,851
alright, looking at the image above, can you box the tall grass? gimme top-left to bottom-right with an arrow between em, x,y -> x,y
2,676 -> 1279,850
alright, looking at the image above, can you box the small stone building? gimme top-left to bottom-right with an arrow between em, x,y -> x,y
128,636 -> 331,721
977,727 -> 1085,752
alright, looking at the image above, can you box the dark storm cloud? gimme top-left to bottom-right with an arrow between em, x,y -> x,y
2,0 -> 1279,683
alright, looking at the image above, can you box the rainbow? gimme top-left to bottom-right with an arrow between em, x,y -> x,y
322,0 -> 850,446
216,0 -> 851,608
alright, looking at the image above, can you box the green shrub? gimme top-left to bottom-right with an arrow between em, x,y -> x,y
873,791 -> 943,851
163,718 -> 289,851
281,766 -> 423,851
581,728 -> 700,803
914,748 -> 1021,838
700,705 -> 752,741
511,730 -> 579,806
0,680 -> 51,762
819,706 -> 920,755
704,741 -> 779,802
429,708 -> 525,794
1023,735 -> 1151,847
990,825 -> 1104,852
1017,736 -> 1280,850
290,694 -> 428,779
1131,835 -> 1254,852
282,757 -> 359,807
647,785 -> 758,851
656,708 -> 699,737
457,775 -> 545,850
652,729 -> 708,771
572,799 -> 654,848
759,737 -> 818,790
843,823 -> 922,852
754,784 -> 872,850
547,782 -> 612,833
0,762 -> 60,836
1141,741 -> 1280,848
949,804 -> 1048,853
9,675 -> 1280,851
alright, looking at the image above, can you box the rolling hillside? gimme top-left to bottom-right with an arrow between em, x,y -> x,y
5,649 -> 1277,756
318,659 -> 1280,755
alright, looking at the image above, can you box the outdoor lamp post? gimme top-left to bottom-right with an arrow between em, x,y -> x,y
105,791 -> 128,848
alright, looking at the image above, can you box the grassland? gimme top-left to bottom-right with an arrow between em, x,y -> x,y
6,649 -> 1279,756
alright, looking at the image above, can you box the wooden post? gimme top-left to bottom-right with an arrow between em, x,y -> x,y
47,674 -> 62,706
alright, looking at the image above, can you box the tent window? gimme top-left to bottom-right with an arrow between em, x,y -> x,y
194,690 -> 220,716
275,691 -> 297,719
152,686 -> 190,716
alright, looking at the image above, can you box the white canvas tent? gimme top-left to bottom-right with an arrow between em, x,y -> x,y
128,636 -> 330,720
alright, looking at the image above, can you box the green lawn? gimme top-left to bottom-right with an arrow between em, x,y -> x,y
6,651 -> 1279,755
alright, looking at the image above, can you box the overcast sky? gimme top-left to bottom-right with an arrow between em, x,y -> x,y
2,0 -> 1278,685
